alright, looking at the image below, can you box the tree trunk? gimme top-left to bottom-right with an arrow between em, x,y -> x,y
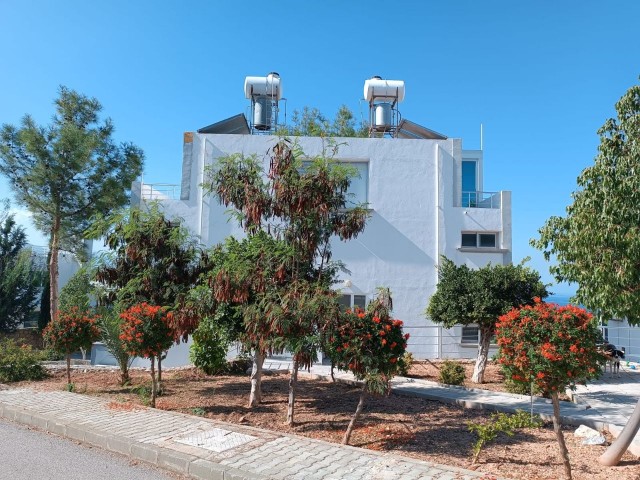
249,350 -> 264,407
286,359 -> 299,426
343,382 -> 367,445
330,359 -> 335,382
150,356 -> 157,408
49,216 -> 61,321
599,397 -> 640,466
472,326 -> 492,383
551,391 -> 572,480
66,353 -> 71,385
157,355 -> 162,394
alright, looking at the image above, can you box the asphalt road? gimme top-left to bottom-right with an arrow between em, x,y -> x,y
0,418 -> 185,480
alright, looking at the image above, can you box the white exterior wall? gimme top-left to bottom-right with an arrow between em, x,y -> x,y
140,133 -> 511,361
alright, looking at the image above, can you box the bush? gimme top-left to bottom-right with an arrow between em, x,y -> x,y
0,339 -> 47,382
396,351 -> 414,377
503,375 -> 543,396
468,410 -> 543,464
190,312 -> 234,375
439,359 -> 465,385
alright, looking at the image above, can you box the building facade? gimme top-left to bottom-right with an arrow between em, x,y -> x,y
133,120 -> 512,360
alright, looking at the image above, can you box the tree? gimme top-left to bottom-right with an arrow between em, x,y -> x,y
324,288 -> 408,445
496,300 -> 604,480
42,306 -> 100,384
203,140 -> 369,422
119,303 -> 174,407
0,86 -> 144,321
283,105 -> 369,138
89,205 -> 202,382
426,257 -> 548,383
0,210 -> 40,333
532,80 -> 640,466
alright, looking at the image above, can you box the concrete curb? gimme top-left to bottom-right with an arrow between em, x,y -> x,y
0,398 -> 267,480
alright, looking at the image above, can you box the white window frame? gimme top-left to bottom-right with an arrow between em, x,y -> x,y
460,231 -> 499,249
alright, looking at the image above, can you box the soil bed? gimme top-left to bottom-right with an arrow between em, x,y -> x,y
16,363 -> 640,480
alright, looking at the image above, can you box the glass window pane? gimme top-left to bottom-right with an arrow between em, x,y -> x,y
461,326 -> 479,344
479,233 -> 496,248
461,233 -> 477,247
345,163 -> 368,206
462,161 -> 476,193
353,295 -> 366,310
338,294 -> 351,311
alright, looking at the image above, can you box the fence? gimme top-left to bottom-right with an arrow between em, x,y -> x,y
141,183 -> 180,201
601,324 -> 640,363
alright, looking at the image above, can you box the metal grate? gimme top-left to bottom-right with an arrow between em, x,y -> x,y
176,428 -> 257,453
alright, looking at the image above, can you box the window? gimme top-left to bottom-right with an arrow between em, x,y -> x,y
462,160 -> 477,207
339,294 -> 367,311
460,232 -> 497,249
301,161 -> 368,207
461,326 -> 479,344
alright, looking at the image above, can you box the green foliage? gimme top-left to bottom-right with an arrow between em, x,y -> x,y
42,306 -> 100,355
468,410 -> 543,464
426,257 -> 548,382
438,359 -> 466,385
0,339 -> 48,382
396,351 -> 414,377
532,81 -> 640,325
496,300 -> 605,394
0,210 -> 41,333
324,290 -> 408,394
0,87 -> 143,321
281,105 -> 368,138
88,205 -> 202,341
130,383 -> 152,406
503,376 -> 543,396
95,307 -> 132,385
59,269 -> 91,312
190,306 -> 238,375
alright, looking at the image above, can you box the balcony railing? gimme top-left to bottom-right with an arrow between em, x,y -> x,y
141,183 -> 180,201
462,191 -> 501,209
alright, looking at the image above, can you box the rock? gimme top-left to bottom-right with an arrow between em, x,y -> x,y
582,434 -> 607,446
574,425 -> 600,438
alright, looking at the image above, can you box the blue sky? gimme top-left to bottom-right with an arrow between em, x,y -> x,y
1,1 -> 639,295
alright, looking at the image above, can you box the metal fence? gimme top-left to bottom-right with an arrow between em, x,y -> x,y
461,191 -> 501,209
141,183 -> 180,201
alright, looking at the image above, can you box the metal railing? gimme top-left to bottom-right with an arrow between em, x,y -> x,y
141,183 -> 180,201
462,191 -> 501,209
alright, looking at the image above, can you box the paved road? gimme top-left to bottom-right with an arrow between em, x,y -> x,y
0,417 -> 184,480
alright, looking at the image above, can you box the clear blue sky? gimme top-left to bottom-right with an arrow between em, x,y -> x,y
1,1 -> 639,295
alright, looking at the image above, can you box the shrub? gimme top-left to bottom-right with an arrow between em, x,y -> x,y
396,351 -> 414,377
0,339 -> 47,382
439,359 -> 465,385
42,306 -> 100,384
468,410 -> 543,464
96,308 -> 132,385
190,310 -> 234,375
119,303 -> 175,407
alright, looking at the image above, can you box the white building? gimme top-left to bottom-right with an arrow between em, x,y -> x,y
133,76 -> 512,361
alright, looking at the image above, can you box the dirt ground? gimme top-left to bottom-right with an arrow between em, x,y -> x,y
15,361 -> 640,480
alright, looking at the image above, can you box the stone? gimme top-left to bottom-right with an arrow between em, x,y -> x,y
574,425 -> 600,438
582,434 -> 607,446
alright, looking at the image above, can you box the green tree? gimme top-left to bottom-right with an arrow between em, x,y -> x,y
426,257 -> 548,383
89,205 -> 202,382
324,288 -> 408,445
532,80 -> 640,466
0,209 -> 40,333
203,140 -> 369,423
496,301 -> 604,480
283,105 -> 368,137
0,86 -> 144,321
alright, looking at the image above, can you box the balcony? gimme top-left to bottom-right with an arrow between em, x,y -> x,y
141,183 -> 180,201
462,191 -> 501,209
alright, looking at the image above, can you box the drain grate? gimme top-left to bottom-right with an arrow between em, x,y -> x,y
176,428 -> 257,452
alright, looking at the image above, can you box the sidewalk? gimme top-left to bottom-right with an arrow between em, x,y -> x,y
0,386 -> 502,480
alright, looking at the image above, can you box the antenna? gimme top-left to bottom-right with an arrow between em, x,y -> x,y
480,123 -> 484,151
363,76 -> 405,138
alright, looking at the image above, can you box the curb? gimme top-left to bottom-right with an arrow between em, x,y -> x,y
0,399 -> 267,480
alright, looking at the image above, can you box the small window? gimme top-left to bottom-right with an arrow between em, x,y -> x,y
461,326 -> 479,344
461,232 -> 498,249
339,294 -> 368,311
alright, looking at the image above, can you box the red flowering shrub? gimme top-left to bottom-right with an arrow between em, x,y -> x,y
325,307 -> 408,383
496,298 -> 604,394
43,306 -> 100,384
43,307 -> 100,356
119,303 -> 175,359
